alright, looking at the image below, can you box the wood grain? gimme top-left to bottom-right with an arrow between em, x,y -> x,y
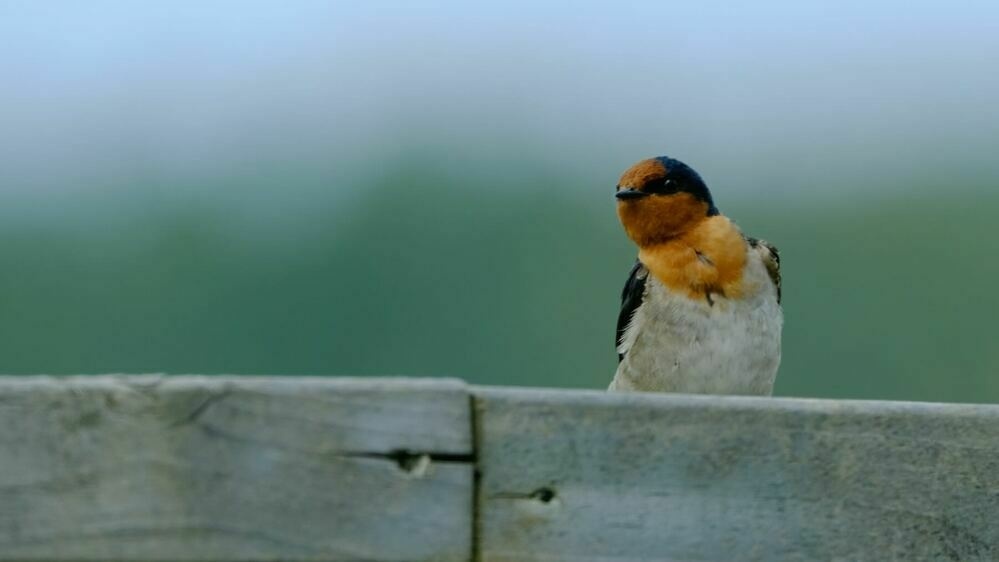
0,376 -> 473,561
475,388 -> 999,562
5,377 -> 999,561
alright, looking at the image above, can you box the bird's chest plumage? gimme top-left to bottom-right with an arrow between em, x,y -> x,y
611,259 -> 782,395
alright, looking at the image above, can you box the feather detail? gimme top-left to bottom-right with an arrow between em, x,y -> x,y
746,237 -> 781,304
616,261 -> 648,362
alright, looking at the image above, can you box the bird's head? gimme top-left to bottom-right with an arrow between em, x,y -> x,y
615,156 -> 718,246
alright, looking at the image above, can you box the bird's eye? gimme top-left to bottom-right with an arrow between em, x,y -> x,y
646,178 -> 677,195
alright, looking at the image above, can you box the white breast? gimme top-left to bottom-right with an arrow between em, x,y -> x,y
609,255 -> 782,395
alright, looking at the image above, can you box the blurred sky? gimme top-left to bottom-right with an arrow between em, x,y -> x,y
2,2 -> 998,401
3,1 -> 999,212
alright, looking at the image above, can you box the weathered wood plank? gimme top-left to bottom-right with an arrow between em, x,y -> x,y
475,388 -> 999,562
0,376 -> 473,561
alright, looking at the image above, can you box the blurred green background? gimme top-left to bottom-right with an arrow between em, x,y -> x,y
2,2 -> 998,402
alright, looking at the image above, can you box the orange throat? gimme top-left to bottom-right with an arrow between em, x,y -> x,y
637,216 -> 748,301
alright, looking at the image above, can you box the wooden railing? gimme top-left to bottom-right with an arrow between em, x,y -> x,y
1,376 -> 996,561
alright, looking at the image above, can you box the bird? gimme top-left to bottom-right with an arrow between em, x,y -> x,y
608,156 -> 782,395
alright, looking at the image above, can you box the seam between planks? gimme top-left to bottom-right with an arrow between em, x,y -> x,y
470,393 -> 482,562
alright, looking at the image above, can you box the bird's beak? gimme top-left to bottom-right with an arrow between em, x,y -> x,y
615,188 -> 649,201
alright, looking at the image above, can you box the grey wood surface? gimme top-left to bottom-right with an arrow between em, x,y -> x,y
0,376 -> 473,561
475,387 -> 999,562
5,376 -> 999,561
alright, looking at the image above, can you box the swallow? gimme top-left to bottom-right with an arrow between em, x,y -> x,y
609,156 -> 782,395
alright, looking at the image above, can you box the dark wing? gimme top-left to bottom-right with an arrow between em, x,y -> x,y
616,260 -> 648,363
746,237 -> 781,304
